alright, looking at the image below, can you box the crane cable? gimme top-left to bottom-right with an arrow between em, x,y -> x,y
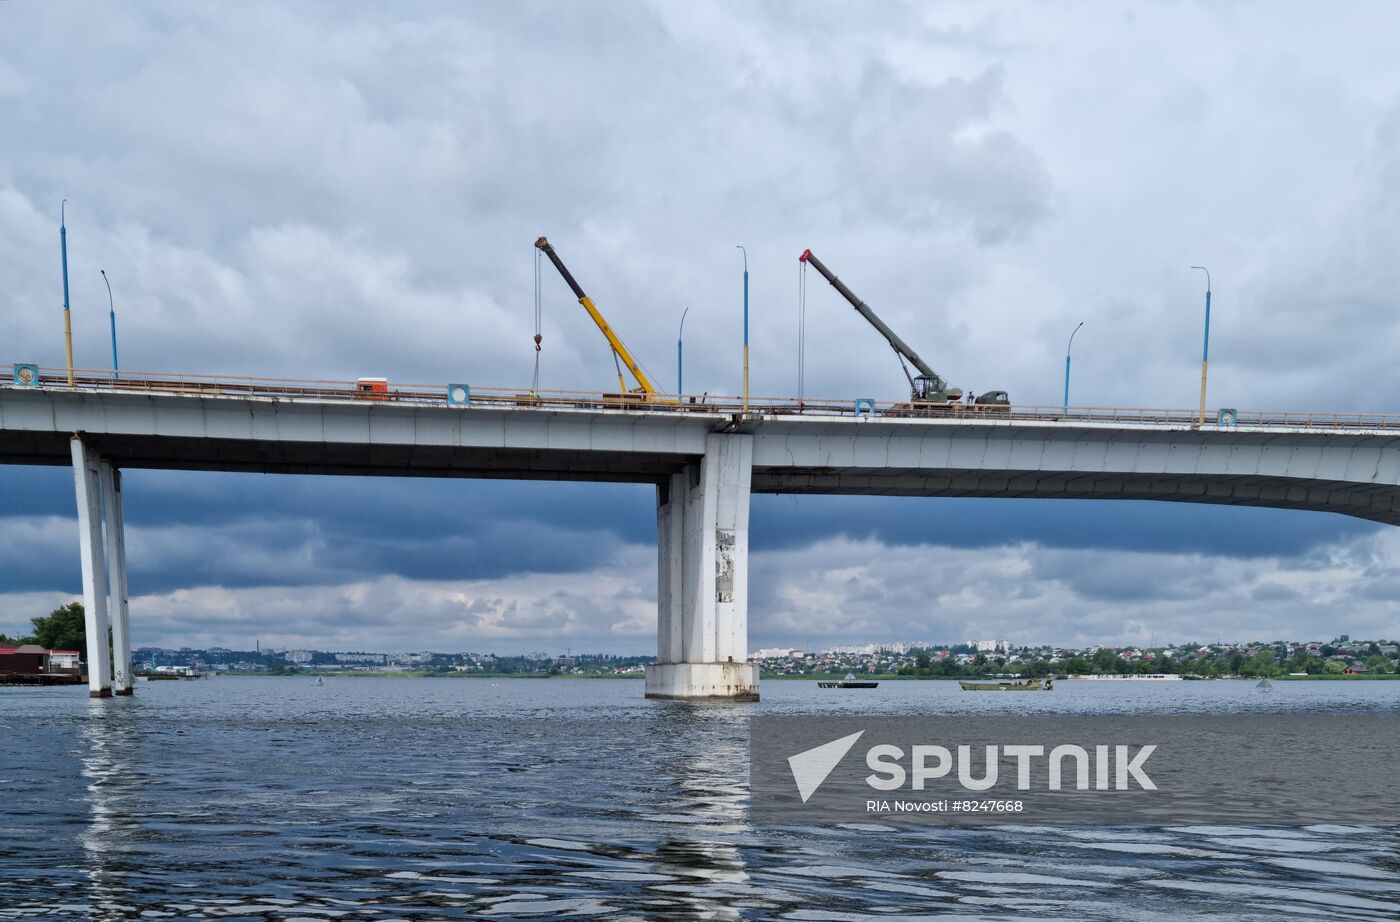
532,246 -> 544,393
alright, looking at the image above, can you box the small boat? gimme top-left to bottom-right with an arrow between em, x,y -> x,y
959,676 -> 1053,691
818,672 -> 879,689
1255,677 -> 1273,691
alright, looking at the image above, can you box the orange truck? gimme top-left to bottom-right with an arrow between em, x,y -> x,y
355,377 -> 389,401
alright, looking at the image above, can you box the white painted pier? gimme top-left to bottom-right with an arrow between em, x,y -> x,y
648,433 -> 757,700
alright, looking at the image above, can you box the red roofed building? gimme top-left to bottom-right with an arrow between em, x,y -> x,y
0,643 -> 84,684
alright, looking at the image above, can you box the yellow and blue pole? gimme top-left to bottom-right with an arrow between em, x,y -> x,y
1191,266 -> 1211,425
60,200 -> 76,387
1063,321 -> 1083,412
737,245 -> 748,411
102,269 -> 119,379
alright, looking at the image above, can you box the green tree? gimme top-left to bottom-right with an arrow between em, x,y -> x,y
30,602 -> 86,653
1240,650 -> 1279,678
1063,656 -> 1091,675
1091,649 -> 1118,674
1022,658 -> 1052,678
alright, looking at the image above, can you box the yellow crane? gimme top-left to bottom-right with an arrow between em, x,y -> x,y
534,236 -> 657,397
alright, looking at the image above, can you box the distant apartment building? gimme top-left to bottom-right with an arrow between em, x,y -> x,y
879,642 -> 931,655
825,643 -> 879,655
971,639 -> 1011,654
383,651 -> 436,666
753,647 -> 804,659
283,650 -> 315,664
333,652 -> 387,665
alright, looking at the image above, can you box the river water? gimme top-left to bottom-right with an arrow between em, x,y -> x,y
2,677 -> 1398,920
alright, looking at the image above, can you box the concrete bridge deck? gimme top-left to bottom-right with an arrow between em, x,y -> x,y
7,366 -> 1400,700
6,370 -> 1400,523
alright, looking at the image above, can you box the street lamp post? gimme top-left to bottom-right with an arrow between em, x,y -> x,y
1191,266 -> 1212,425
1063,321 -> 1084,412
736,245 -> 749,411
101,269 -> 119,379
60,200 -> 75,387
677,306 -> 689,395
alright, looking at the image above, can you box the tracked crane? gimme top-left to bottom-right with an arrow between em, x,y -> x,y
799,248 -> 1009,409
535,236 -> 657,397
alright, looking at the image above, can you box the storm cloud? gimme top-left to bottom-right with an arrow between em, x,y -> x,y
3,1 -> 1400,650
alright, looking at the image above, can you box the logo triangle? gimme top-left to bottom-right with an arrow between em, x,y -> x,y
787,730 -> 865,803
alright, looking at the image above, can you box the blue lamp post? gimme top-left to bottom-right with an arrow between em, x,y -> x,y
677,306 -> 689,395
60,200 -> 75,387
1063,321 -> 1084,412
736,245 -> 749,410
1191,266 -> 1211,425
101,269 -> 119,379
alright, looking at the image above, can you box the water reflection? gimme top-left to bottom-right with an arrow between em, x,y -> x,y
79,698 -> 143,922
0,678 -> 1395,920
638,702 -> 752,920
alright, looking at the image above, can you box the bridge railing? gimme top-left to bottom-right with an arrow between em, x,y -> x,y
7,364 -> 1400,431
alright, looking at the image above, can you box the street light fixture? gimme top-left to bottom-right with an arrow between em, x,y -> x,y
677,306 -> 689,395
60,200 -> 75,387
1191,266 -> 1212,425
1063,321 -> 1084,412
736,245 -> 749,411
101,269 -> 119,380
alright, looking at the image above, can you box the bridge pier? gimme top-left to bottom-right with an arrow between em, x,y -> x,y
100,463 -> 134,695
69,438 -> 133,698
71,438 -> 112,698
646,433 -> 759,701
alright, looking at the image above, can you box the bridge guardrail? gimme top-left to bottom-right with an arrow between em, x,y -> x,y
7,364 -> 1400,432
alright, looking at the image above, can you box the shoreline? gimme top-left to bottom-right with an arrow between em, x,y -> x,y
203,671 -> 1400,681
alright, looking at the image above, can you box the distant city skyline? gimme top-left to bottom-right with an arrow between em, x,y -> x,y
124,632 -> 1389,661
128,635 -> 1398,683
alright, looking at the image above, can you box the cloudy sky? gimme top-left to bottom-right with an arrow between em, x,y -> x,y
3,1 -> 1400,653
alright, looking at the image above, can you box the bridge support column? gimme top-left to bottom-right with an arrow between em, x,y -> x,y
99,463 -> 134,695
71,438 -> 112,698
646,433 -> 758,701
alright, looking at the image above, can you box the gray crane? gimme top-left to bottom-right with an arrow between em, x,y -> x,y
801,249 -> 1009,408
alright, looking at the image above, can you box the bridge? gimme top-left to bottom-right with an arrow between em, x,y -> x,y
7,364 -> 1400,700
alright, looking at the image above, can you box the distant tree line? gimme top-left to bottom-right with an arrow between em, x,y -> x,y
892,643 -> 1397,679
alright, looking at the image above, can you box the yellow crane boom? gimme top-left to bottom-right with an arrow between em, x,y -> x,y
534,236 -> 656,396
